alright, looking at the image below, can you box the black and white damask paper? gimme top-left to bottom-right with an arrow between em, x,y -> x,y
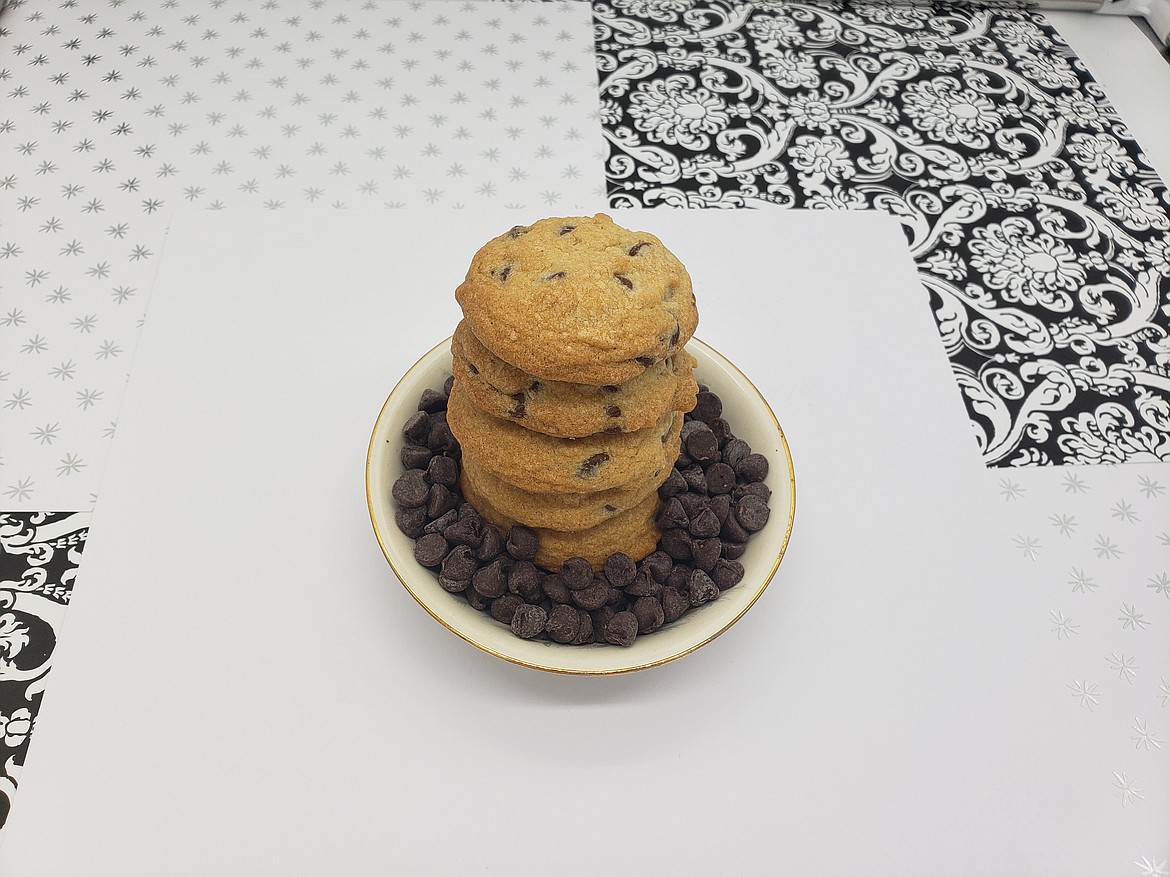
0,513 -> 84,828
593,0 -> 1170,466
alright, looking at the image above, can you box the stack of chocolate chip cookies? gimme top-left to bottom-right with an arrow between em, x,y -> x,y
448,214 -> 700,571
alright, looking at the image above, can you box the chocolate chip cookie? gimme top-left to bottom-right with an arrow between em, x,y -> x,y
447,380 -> 683,494
460,454 -> 669,533
461,472 -> 661,572
451,319 -> 698,438
454,214 -> 699,386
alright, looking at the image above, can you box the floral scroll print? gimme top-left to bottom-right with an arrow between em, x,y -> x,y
593,0 -> 1170,466
0,513 -> 84,828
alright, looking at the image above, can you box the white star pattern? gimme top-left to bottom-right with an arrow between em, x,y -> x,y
1130,718 -> 1163,751
0,0 -> 603,508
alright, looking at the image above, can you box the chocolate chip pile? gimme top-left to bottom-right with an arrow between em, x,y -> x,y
392,376 -> 772,647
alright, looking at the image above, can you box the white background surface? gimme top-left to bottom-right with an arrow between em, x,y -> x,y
2,208 -> 1166,874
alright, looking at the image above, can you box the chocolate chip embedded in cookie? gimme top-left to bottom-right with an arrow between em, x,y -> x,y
454,214 -> 699,386
452,320 -> 698,438
447,379 -> 684,495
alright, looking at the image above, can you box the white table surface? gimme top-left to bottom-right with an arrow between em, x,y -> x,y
0,207 -> 1166,875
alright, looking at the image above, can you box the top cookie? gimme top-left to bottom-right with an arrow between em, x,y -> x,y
454,214 -> 699,386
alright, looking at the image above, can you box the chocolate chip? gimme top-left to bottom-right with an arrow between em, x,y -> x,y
558,224 -> 576,235
688,570 -> 719,606
413,533 -> 448,568
710,417 -> 731,446
656,497 -> 689,531
669,323 -> 680,348
692,390 -> 723,425
735,495 -> 771,532
658,467 -> 687,499
708,493 -> 732,524
508,393 -> 527,418
474,524 -> 503,562
400,443 -> 433,470
689,508 -> 721,539
627,241 -> 650,255
642,550 -> 673,583
426,483 -> 460,519
493,264 -> 513,282
505,526 -> 538,561
395,505 -> 428,539
722,438 -> 751,469
632,596 -> 665,634
603,504 -> 619,514
601,385 -> 620,393
426,415 -> 456,451
426,453 -> 459,487
507,561 -> 543,600
661,586 -> 690,622
403,411 -> 430,443
635,356 -> 656,367
465,587 -> 490,611
418,388 -> 448,414
665,566 -> 690,592
545,271 -> 566,281
530,381 -> 543,393
546,604 -> 581,643
711,559 -> 745,590
605,404 -> 621,418
511,604 -> 547,639
437,574 -> 468,593
677,491 -> 707,520
614,273 -> 633,289
624,568 -> 662,598
490,593 -> 523,624
692,537 -> 721,572
736,453 -> 769,483
560,557 -> 593,591
684,427 -> 718,463
721,512 -> 749,545
735,482 -> 772,503
570,611 -> 595,645
603,552 -> 637,589
472,559 -> 507,598
660,528 -> 692,561
577,452 -> 609,478
423,509 -> 458,535
591,606 -> 616,635
681,465 -> 707,495
392,469 -> 429,508
442,515 -> 480,547
705,462 -> 736,495
441,544 -> 478,581
507,225 -> 529,239
721,541 -> 747,561
543,574 -> 572,604
467,362 -> 480,375
443,374 -> 454,396
571,579 -> 610,611
604,611 -> 639,647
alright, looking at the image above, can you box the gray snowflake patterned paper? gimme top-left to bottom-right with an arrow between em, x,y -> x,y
997,463 -> 1170,849
0,0 -> 604,511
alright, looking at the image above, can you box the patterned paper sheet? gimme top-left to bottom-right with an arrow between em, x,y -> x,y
0,0 -> 605,512
0,0 -> 1167,867
594,0 -> 1170,467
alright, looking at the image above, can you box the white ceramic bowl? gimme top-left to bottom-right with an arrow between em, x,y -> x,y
366,337 -> 796,674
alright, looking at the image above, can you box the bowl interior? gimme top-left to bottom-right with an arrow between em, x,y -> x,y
366,337 -> 795,674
